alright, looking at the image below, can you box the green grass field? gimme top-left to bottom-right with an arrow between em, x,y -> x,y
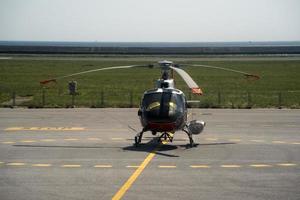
1,56 -> 300,108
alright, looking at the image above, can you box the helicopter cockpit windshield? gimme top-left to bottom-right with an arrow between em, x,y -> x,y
142,91 -> 185,122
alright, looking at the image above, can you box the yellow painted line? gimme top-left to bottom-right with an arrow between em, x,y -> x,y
158,165 -> 177,168
272,141 -> 286,144
40,139 -> 56,142
190,165 -> 211,168
5,127 -> 24,131
2,141 -> 16,144
221,165 -> 242,168
250,164 -> 272,168
32,164 -> 52,167
126,165 -> 140,168
228,139 -> 241,142
63,138 -> 79,141
112,147 -> 158,200
5,127 -> 85,131
20,140 -> 36,143
87,138 -> 102,141
61,164 -> 81,168
94,165 -> 112,168
277,163 -> 297,167
7,162 -> 26,166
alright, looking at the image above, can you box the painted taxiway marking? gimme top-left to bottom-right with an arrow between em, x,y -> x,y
112,145 -> 159,200
20,140 -> 37,143
63,138 -> 79,141
158,165 -> 177,168
277,163 -> 297,167
190,165 -> 211,168
94,165 -> 112,168
6,163 -> 26,166
40,139 -> 56,142
5,127 -> 85,131
61,164 -> 81,168
250,164 -> 272,168
32,164 -> 52,167
1,141 -> 16,144
221,165 -> 242,168
272,141 -> 286,144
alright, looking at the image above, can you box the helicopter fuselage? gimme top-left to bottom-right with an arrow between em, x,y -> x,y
138,88 -> 187,133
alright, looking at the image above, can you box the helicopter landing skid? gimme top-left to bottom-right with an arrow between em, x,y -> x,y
134,129 -> 145,147
183,125 -> 195,147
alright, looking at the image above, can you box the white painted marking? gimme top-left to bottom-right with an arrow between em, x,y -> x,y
94,165 -> 112,168
221,165 -> 241,168
32,164 -> 52,167
7,163 -> 26,166
63,138 -> 79,141
2,141 -> 16,144
61,164 -> 81,168
40,139 -> 56,142
272,141 -> 286,144
158,165 -> 176,168
250,164 -> 272,168
87,138 -> 102,141
20,140 -> 36,143
190,165 -> 211,168
277,163 -> 297,167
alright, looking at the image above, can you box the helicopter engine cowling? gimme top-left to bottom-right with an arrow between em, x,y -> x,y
187,120 -> 205,135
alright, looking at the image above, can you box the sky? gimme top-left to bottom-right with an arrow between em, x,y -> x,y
0,0 -> 299,42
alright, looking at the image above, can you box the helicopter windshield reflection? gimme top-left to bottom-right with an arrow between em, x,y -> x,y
142,92 -> 184,122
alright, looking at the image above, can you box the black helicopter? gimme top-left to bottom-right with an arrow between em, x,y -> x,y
40,60 -> 259,147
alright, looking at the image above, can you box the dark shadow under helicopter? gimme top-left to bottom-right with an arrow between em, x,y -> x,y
123,137 -> 236,158
13,139 -> 236,158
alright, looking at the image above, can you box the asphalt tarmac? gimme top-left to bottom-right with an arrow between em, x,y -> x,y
0,108 -> 299,200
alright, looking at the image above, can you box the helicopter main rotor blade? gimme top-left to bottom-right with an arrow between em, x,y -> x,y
186,64 -> 260,80
170,66 -> 203,95
40,65 -> 143,85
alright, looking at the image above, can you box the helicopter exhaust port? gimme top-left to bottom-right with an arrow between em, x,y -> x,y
187,120 -> 205,135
